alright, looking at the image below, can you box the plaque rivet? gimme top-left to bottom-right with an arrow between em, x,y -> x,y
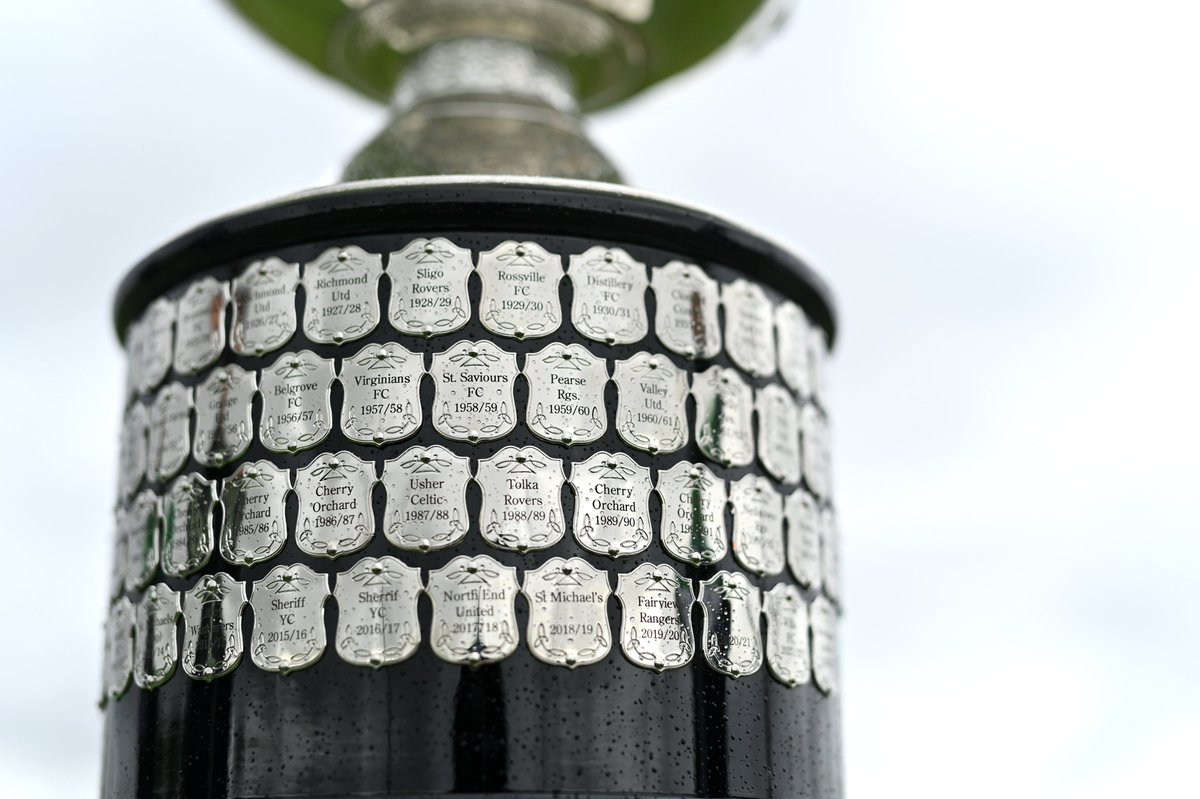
515,246 -> 526,257
423,244 -> 435,255
420,456 -> 431,464
337,251 -> 349,262
419,539 -> 431,551
604,253 -> 614,263
373,433 -> 384,444
370,656 -> 382,667
333,331 -> 345,343
371,565 -> 383,575
466,566 -> 478,574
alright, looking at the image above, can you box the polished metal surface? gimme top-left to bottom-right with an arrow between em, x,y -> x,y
173,277 -> 229,375
729,474 -> 785,577
339,342 -> 424,445
133,584 -> 181,690
161,473 -> 216,578
302,246 -> 383,345
612,351 -> 688,454
386,237 -> 473,337
259,350 -> 336,453
567,246 -> 648,345
147,383 -> 192,483
810,595 -> 838,694
808,327 -> 830,408
219,460 -> 292,566
775,300 -> 811,397
182,573 -> 247,681
431,339 -> 518,442
784,489 -> 822,591
122,490 -> 160,592
230,256 -> 300,356
103,598 -> 135,703
762,583 -> 811,688
570,451 -> 652,558
651,261 -> 721,359
477,241 -> 564,339
294,451 -> 377,558
756,384 -> 801,485
427,554 -> 520,666
381,445 -> 471,552
192,364 -> 258,467
250,563 -> 331,674
693,365 -> 755,468
722,278 -> 777,378
614,562 -> 695,673
333,556 -> 423,668
117,402 -> 149,501
523,342 -> 608,445
820,507 -> 841,605
698,571 -> 763,678
801,403 -> 832,499
129,296 -> 174,395
655,461 -> 727,566
475,445 -> 565,552
522,557 -> 612,668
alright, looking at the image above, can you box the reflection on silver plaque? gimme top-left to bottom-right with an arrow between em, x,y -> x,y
161,473 -> 215,578
132,297 -> 175,394
522,557 -> 612,668
722,278 -> 777,377
655,461 -> 727,565
477,240 -> 563,339
570,452 -> 653,558
730,475 -> 785,577
651,260 -> 721,359
756,385 -> 801,485
230,256 -> 300,356
427,555 -> 520,666
615,562 -> 695,672
173,276 -> 230,375
387,237 -> 473,337
117,402 -> 148,500
775,301 -> 811,397
784,489 -> 822,590
810,595 -> 838,694
698,571 -> 763,678
431,340 -> 518,443
381,445 -> 470,552
219,460 -> 291,566
108,523 -> 127,602
763,583 -> 811,688
808,326 -> 830,407
295,451 -> 376,558
693,366 -> 755,468
147,383 -> 192,483
820,507 -> 841,605
133,584 -> 181,690
612,352 -> 688,454
250,563 -> 330,674
302,245 -> 383,345
123,490 -> 160,592
567,246 -> 648,345
476,446 -> 565,552
801,403 -> 832,499
259,350 -> 335,453
182,573 -> 247,681
523,342 -> 608,445
103,598 -> 135,702
339,342 -> 424,445
334,556 -> 423,668
193,365 -> 257,467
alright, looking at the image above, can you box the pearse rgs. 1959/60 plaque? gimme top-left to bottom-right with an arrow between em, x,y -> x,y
523,342 -> 608,445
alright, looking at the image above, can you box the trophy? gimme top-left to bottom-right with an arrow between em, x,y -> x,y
101,2 -> 842,796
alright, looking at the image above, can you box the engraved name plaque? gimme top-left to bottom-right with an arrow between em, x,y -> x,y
651,260 -> 721,359
722,278 -> 777,377
182,573 -> 247,681
801,404 -> 832,499
294,451 -> 376,558
570,452 -> 653,558
523,342 -> 608,445
756,384 -> 802,485
568,246 -> 648,345
117,402 -> 148,501
775,301 -> 811,396
230,257 -> 300,356
807,327 -> 830,407
173,277 -> 229,375
133,584 -> 181,690
382,445 -> 470,552
613,352 -> 688,454
132,297 -> 174,394
387,237 -> 472,337
108,524 -> 127,603
820,507 -> 841,604
193,365 -> 257,467
161,473 -> 215,578
219,460 -> 291,566
698,571 -> 763,678
259,350 -> 335,453
339,342 -> 424,445
431,340 -> 518,443
476,446 -> 565,552
334,556 -> 423,668
615,562 -> 695,673
250,563 -> 330,674
784,489 -> 822,590
302,245 -> 383,345
478,240 -> 563,339
810,595 -> 838,694
729,475 -> 785,577
763,583 -> 811,688
655,461 -> 727,565
693,366 -> 755,468
522,557 -> 612,668
147,383 -> 192,483
103,598 -> 135,703
428,555 -> 520,666
122,490 -> 160,592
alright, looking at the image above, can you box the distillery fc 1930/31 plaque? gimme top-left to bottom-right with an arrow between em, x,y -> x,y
100,2 -> 844,798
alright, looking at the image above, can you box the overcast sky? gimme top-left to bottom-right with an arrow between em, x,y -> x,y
2,1 -> 1198,797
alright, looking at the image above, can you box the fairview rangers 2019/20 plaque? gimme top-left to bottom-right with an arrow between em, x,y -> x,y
101,2 -> 843,798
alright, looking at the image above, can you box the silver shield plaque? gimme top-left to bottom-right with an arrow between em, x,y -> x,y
387,237 -> 473,337
655,461 -> 728,565
182,573 -> 247,681
820,507 -> 841,605
108,523 -> 127,602
801,403 -> 832,499
775,301 -> 811,397
259,350 -> 335,453
784,489 -> 822,590
381,445 -> 470,552
808,326 -> 830,407
133,584 -> 181,690
161,473 -> 215,578
117,402 -> 148,500
250,563 -> 330,674
693,366 -> 755,468
431,340 -> 518,443
477,240 -> 564,339
173,276 -> 230,375
193,365 -> 257,467
612,352 -> 688,454
650,260 -> 721,359
302,245 -> 383,345
428,555 -> 520,666
104,598 -> 135,702
698,571 -> 763,678
763,583 -> 811,688
810,595 -> 838,694
756,385 -> 802,485
219,460 -> 291,566
123,490 -> 160,592
230,256 -> 300,355
132,297 -> 175,394
147,383 -> 192,483
339,342 -> 425,445
476,446 -> 565,552
522,557 -> 612,668
334,556 -> 423,668
295,451 -> 376,558
523,342 -> 608,446
567,246 -> 649,345
571,452 -> 653,558
615,563 -> 695,673
722,279 -> 777,377
729,475 -> 785,577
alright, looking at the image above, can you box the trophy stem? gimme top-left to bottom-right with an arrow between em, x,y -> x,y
342,38 -> 622,183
